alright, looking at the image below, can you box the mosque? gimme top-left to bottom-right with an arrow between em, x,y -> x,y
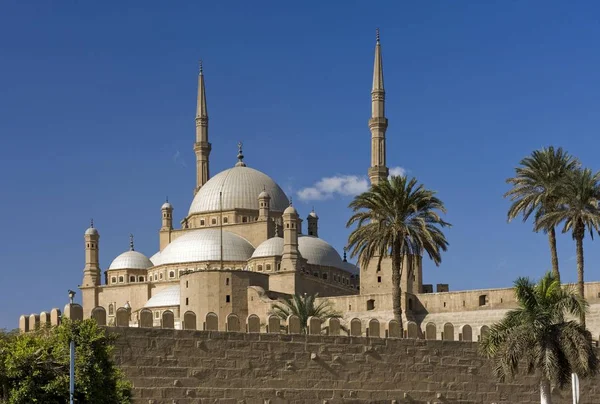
29,33 -> 600,338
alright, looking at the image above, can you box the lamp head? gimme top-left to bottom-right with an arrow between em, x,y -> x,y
68,290 -> 76,304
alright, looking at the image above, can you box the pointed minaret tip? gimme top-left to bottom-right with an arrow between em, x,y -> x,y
372,28 -> 384,91
196,60 -> 208,118
235,141 -> 247,167
376,27 -> 380,43
129,233 -> 134,251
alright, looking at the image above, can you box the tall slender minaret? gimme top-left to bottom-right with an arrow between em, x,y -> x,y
368,29 -> 389,186
194,61 -> 211,193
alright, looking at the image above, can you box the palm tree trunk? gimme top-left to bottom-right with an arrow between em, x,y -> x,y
540,378 -> 552,404
576,232 -> 586,327
391,240 -> 404,337
548,227 -> 560,282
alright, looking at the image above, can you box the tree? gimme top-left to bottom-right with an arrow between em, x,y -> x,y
505,146 -> 580,282
536,168 -> 600,326
0,319 -> 131,404
346,175 -> 450,335
480,272 -> 598,404
270,293 -> 343,334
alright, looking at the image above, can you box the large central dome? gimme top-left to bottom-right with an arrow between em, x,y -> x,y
188,166 -> 289,214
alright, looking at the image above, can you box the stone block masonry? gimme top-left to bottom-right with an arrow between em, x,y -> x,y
110,327 -> 600,404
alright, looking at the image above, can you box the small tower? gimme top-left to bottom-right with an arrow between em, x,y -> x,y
82,220 -> 101,287
161,198 -> 173,230
281,203 -> 300,271
368,28 -> 389,186
258,188 -> 271,221
307,209 -> 319,237
159,199 -> 174,251
194,60 -> 212,194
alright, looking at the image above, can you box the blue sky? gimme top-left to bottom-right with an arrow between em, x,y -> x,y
1,2 -> 599,329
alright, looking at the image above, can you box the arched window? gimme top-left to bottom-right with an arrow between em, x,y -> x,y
118,276 -> 124,283
226,278 -> 229,286
322,273 -> 328,280
108,304 -> 114,315
211,218 -> 217,225
266,264 -> 271,271
138,276 -> 145,282
258,265 -> 263,271
169,271 -> 175,278
159,273 -> 163,280
111,277 -> 117,284
154,274 -> 158,281
129,276 -> 135,282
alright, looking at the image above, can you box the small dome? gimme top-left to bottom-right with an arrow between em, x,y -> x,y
161,202 -> 173,210
188,166 -> 288,214
251,237 -> 284,258
157,229 -> 255,265
108,250 -> 153,270
149,251 -> 161,266
258,190 -> 270,199
342,261 -> 360,275
308,211 -> 318,219
298,235 -> 344,267
284,205 -> 298,215
144,285 -> 180,308
251,235 -> 346,269
85,227 -> 98,236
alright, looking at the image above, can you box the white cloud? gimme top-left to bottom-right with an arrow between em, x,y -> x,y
389,166 -> 406,177
297,166 -> 406,201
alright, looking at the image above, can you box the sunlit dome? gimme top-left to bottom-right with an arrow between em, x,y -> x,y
250,235 -> 345,269
149,251 -> 161,266
108,250 -> 153,270
251,237 -> 284,259
144,285 -> 180,308
188,166 -> 288,215
156,229 -> 255,265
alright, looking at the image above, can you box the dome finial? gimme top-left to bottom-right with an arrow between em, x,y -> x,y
235,141 -> 246,167
166,195 -> 169,203
199,59 -> 203,75
376,27 -> 380,43
343,246 -> 348,262
90,218 -> 94,228
289,196 -> 293,206
129,233 -> 134,251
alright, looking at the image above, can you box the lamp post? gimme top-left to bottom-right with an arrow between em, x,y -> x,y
68,290 -> 76,404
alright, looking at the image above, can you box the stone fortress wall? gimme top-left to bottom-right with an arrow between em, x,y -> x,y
18,306 -> 600,404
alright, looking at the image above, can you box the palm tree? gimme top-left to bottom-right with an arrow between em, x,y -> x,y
270,293 -> 343,334
536,168 -> 600,326
505,146 -> 580,282
480,272 -> 598,404
346,175 -> 450,335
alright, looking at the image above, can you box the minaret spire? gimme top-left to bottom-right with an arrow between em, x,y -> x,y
194,60 -> 212,193
368,28 -> 389,186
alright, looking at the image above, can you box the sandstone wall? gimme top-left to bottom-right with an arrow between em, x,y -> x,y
110,327 -> 600,404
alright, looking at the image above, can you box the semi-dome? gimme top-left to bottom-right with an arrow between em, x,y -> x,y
251,237 -> 284,258
149,251 -> 161,266
144,285 -> 180,308
108,250 -> 153,270
251,235 -> 345,269
298,235 -> 344,268
342,261 -> 360,275
157,229 -> 255,265
188,166 -> 288,214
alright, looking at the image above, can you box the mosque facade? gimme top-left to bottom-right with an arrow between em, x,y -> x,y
25,34 -> 600,339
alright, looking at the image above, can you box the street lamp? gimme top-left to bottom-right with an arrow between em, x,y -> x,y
68,290 -> 75,404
